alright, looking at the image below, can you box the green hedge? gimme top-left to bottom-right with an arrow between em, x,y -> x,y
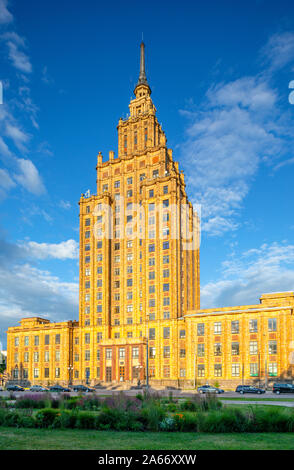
1,405 -> 294,433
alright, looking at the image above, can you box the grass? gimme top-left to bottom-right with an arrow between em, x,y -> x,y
0,427 -> 294,450
220,397 -> 294,402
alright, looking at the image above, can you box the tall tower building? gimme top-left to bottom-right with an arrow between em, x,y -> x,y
77,42 -> 200,383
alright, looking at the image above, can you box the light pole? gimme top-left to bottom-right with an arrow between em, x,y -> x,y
67,365 -> 73,386
264,333 -> 268,391
193,344 -> 197,389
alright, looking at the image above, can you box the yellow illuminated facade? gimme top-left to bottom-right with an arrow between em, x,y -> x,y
6,44 -> 294,389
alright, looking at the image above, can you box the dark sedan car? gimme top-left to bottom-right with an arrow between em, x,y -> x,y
273,383 -> 294,394
197,385 -> 225,394
236,385 -> 265,394
6,385 -> 25,391
49,385 -> 71,392
71,384 -> 95,393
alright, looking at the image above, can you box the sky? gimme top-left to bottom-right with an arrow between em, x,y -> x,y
0,0 -> 294,348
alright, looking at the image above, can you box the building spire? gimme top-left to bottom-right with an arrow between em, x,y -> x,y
136,41 -> 149,88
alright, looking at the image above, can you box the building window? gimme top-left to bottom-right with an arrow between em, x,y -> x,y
34,368 -> 39,378
163,327 -> 170,339
163,283 -> 169,291
55,368 -> 60,378
163,241 -> 169,250
114,180 -> 120,188
179,330 -> 186,339
55,334 -> 60,345
231,342 -> 239,355
163,366 -> 170,378
214,343 -> 222,356
34,352 -> 39,362
231,321 -> 239,334
163,185 -> 168,194
34,336 -> 39,346
105,367 -> 112,382
85,333 -> 90,344
149,299 -> 155,307
249,341 -> 258,355
214,322 -> 222,335
24,336 -> 29,346
214,364 -> 222,377
249,319 -> 258,333
250,363 -> 259,376
164,311 -> 170,319
163,269 -> 169,278
132,347 -> 139,359
232,364 -> 240,377
197,344 -> 205,357
149,189 -> 154,198
163,297 -> 170,306
198,365 -> 205,377
197,323 -> 205,336
85,218 -> 90,226
97,332 -> 102,343
85,350 -> 90,361
149,347 -> 156,358
268,341 -> 277,355
268,318 -> 277,332
14,337 -> 19,346
163,346 -> 170,358
55,351 -> 60,362
149,328 -> 155,339
180,348 -> 186,358
119,348 -> 125,359
163,199 -> 169,208
106,348 -> 112,359
44,351 -> 49,362
268,363 -> 278,376
24,352 -> 29,362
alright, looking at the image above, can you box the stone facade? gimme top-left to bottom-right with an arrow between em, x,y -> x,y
6,44 -> 294,389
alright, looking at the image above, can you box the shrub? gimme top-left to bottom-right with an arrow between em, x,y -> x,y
159,417 -> 176,431
3,410 -> 21,427
180,399 -> 198,412
53,410 -> 77,429
75,411 -> 96,429
0,408 -> 7,425
200,408 -> 249,433
167,403 -> 177,412
35,408 -> 60,428
251,407 -> 293,433
18,414 -> 36,428
96,408 -> 142,431
15,397 -> 46,409
174,412 -> 199,432
140,404 -> 166,431
63,398 -> 79,410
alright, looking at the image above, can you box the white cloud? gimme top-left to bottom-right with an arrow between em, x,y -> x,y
2,32 -> 32,73
261,31 -> 294,72
13,158 -> 46,195
20,239 -> 79,260
59,200 -> 71,210
0,237 -> 79,347
201,242 -> 294,308
0,0 -> 13,25
180,76 -> 285,236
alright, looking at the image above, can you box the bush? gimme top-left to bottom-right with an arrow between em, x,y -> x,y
180,399 -> 199,412
251,407 -> 293,433
53,410 -> 77,429
174,412 -> 199,432
75,411 -> 96,429
15,398 -> 46,409
35,408 -> 60,428
200,408 -> 249,433
140,404 -> 166,431
159,417 -> 176,431
3,410 -> 21,427
18,414 -> 36,428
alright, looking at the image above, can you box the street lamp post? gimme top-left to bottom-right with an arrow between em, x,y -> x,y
193,344 -> 197,389
263,333 -> 268,391
67,365 -> 73,386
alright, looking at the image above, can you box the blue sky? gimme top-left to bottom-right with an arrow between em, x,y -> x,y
0,0 -> 294,348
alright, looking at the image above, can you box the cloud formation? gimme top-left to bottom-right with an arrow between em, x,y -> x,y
180,32 -> 294,236
0,0 -> 13,25
201,242 -> 294,309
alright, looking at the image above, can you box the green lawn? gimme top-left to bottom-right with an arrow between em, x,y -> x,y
0,427 -> 294,450
220,397 -> 294,402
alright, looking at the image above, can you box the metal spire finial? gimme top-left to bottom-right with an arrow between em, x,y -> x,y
137,41 -> 148,87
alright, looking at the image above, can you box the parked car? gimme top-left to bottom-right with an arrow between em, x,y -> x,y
49,385 -> 71,392
236,385 -> 265,394
6,385 -> 25,391
273,383 -> 294,394
71,384 -> 95,393
29,385 -> 48,392
197,385 -> 224,394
